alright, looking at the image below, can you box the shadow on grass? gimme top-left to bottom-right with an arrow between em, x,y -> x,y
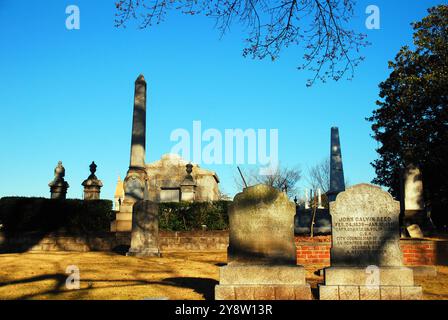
162,277 -> 218,300
0,273 -> 218,300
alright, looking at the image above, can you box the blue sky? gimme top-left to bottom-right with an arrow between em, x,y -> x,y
0,0 -> 443,201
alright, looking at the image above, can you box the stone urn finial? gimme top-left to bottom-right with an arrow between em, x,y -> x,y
88,161 -> 98,179
54,161 -> 65,180
49,161 -> 69,199
82,161 -> 103,200
186,163 -> 193,176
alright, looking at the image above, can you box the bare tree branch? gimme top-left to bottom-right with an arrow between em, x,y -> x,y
114,0 -> 369,86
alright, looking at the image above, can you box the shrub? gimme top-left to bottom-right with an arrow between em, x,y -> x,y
158,201 -> 230,231
0,197 -> 113,235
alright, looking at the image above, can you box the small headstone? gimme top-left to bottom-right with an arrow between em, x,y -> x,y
126,200 -> 161,257
407,224 -> 424,239
215,184 -> 311,300
48,161 -> 69,199
319,184 -> 422,300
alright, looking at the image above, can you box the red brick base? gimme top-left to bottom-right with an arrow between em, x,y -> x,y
295,236 -> 448,266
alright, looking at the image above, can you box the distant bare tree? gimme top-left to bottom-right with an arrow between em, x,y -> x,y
115,0 -> 369,86
218,189 -> 232,201
306,157 -> 350,193
234,165 -> 301,198
307,157 -> 330,192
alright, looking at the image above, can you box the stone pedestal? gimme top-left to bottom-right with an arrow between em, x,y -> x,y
126,200 -> 161,257
215,184 -> 311,300
215,265 -> 311,300
111,200 -> 133,232
319,184 -> 422,300
49,182 -> 69,200
319,267 -> 422,300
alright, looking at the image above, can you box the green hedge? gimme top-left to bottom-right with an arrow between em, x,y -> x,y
0,197 -> 113,235
158,201 -> 230,231
0,197 -> 229,234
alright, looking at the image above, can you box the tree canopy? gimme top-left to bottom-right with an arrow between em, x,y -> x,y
367,5 -> 448,226
115,0 -> 369,86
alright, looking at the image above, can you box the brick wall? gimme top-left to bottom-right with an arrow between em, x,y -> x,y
295,236 -> 448,266
1,231 -> 446,266
0,231 -> 229,253
296,236 -> 331,265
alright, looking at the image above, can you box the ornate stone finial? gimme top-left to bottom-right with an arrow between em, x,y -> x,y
181,163 -> 196,201
186,163 -> 193,176
82,161 -> 103,200
88,161 -> 98,179
54,161 -> 65,181
49,161 -> 69,199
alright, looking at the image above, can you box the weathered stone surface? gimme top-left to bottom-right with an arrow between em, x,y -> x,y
403,164 -> 424,212
127,200 -> 160,257
359,286 -> 381,300
324,267 -> 415,286
216,185 -> 311,300
274,287 -> 295,300
219,265 -> 306,285
330,184 -> 402,267
380,287 -> 401,300
82,161 -> 103,200
320,184 -> 422,300
252,286 -> 275,300
215,286 -> 235,300
146,154 -> 219,203
339,286 -> 360,300
407,224 -> 424,238
227,184 -> 296,265
319,285 -> 339,300
130,74 -> 147,169
48,161 -> 69,199
216,285 -> 311,300
401,286 -> 423,300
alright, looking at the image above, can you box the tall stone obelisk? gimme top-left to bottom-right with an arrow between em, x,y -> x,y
111,74 -> 149,232
129,74 -> 147,170
327,127 -> 345,202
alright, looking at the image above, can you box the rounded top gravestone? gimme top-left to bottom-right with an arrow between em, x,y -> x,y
227,184 -> 296,266
329,183 -> 403,267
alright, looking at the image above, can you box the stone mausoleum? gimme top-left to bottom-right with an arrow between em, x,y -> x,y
111,74 -> 220,232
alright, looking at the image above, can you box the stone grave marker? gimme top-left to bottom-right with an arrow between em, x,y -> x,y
126,200 -> 161,257
215,184 -> 311,300
319,184 -> 422,300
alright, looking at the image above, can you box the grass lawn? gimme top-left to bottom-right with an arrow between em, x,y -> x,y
0,251 -> 447,300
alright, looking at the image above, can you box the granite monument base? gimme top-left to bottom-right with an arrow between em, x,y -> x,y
215,265 -> 311,300
111,201 -> 133,232
126,248 -> 161,257
319,267 -> 422,300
